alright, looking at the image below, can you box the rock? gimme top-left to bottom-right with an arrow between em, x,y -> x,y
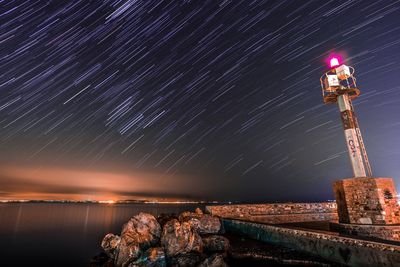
101,233 -> 121,259
121,212 -> 162,249
179,212 -> 221,234
157,213 -> 179,228
161,219 -> 203,257
116,213 -> 161,267
179,211 -> 198,221
143,247 -> 167,267
195,208 -> 203,215
197,254 -> 228,267
186,218 -> 201,232
168,253 -> 203,267
128,247 -> 167,267
115,238 -> 141,267
202,235 -> 230,253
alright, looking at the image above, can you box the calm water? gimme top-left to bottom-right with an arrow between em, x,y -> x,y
0,203 -> 202,267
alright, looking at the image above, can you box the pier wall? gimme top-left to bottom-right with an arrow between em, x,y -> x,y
223,219 -> 400,267
206,202 -> 338,224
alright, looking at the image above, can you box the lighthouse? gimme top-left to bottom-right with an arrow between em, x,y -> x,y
320,54 -> 400,241
320,56 -> 372,177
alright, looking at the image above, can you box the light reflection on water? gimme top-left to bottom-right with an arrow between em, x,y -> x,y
0,203 -> 202,267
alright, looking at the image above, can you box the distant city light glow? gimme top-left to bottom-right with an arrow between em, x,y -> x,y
99,200 -> 115,204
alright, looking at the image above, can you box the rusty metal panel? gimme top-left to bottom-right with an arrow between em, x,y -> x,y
340,110 -> 356,129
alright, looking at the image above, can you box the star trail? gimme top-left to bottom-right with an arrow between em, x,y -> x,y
0,0 -> 400,202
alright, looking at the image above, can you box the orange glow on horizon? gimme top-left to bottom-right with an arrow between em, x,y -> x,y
0,164 -> 197,201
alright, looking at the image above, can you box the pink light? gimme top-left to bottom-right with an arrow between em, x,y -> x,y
326,54 -> 343,69
330,57 -> 340,68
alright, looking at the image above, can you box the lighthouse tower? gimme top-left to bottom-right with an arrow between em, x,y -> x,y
320,55 -> 400,242
320,56 -> 372,178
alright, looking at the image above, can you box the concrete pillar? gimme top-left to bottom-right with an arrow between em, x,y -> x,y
337,94 -> 366,177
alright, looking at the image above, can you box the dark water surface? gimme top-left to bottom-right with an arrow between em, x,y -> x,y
0,203 -> 202,267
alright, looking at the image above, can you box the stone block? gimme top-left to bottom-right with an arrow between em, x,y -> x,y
333,177 -> 400,225
206,202 -> 338,224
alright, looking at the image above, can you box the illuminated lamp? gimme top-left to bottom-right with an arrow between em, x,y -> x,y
329,57 -> 340,68
326,54 -> 343,69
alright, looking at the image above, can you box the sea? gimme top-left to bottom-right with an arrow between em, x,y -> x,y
0,202 -> 203,267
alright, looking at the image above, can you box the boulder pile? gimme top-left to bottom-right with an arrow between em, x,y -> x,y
100,209 -> 229,267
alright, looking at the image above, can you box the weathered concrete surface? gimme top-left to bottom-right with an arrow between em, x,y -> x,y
223,219 -> 400,267
333,177 -> 400,225
206,202 -> 338,224
331,222 -> 400,242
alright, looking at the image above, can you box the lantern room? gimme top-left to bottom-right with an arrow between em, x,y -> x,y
320,63 -> 360,104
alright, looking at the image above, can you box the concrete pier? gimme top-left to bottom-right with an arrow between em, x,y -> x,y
222,219 -> 400,267
207,202 -> 338,224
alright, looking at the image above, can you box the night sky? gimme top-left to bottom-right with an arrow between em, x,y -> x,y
1,0 -> 400,202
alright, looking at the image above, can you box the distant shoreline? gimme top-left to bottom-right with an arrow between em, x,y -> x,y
0,200 -> 231,205
0,199 -> 335,204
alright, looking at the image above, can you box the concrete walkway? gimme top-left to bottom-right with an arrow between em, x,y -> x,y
222,219 -> 400,267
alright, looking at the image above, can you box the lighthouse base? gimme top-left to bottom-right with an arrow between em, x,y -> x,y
332,177 -> 400,241
333,177 -> 400,224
